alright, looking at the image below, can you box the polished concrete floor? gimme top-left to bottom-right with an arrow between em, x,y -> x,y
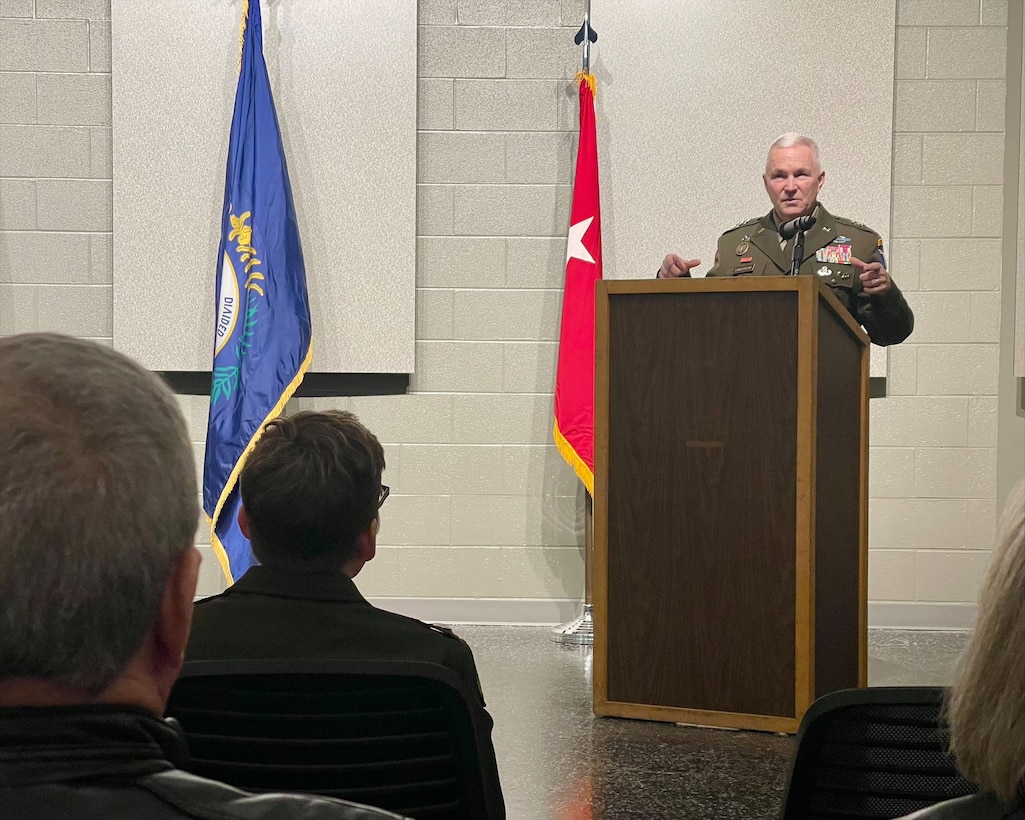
459,626 -> 969,820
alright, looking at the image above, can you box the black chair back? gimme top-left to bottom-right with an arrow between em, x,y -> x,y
166,659 -> 503,820
779,686 -> 978,820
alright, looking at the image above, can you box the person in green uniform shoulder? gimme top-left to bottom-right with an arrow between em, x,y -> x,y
657,132 -> 914,346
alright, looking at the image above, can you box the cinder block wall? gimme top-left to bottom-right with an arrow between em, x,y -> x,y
0,0 -> 1017,627
869,0 -> 1012,627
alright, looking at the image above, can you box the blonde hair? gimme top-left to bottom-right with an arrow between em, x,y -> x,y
947,480 -> 1025,801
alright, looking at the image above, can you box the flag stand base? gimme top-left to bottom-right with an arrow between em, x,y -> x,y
549,602 -> 594,645
550,494 -> 594,646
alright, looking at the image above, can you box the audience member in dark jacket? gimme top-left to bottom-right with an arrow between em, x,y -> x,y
897,481 -> 1025,820
186,410 -> 504,814
0,333 -> 406,820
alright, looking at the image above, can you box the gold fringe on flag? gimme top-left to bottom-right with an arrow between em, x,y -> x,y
574,71 -> 597,97
207,338 -> 315,584
237,0 -> 250,74
553,420 -> 595,497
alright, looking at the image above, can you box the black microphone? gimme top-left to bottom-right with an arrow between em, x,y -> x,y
779,214 -> 816,241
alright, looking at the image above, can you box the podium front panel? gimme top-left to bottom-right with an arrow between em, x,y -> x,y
605,289 -> 798,718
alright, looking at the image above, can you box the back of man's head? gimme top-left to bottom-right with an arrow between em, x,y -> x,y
240,410 -> 385,572
0,333 -> 198,697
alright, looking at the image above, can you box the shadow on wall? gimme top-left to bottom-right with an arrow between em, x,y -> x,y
534,449 -> 587,602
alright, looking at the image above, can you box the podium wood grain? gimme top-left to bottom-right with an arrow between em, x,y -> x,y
593,277 -> 869,733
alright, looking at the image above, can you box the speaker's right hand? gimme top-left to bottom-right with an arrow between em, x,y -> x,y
658,254 -> 701,278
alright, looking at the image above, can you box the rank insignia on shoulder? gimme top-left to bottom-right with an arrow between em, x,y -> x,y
724,217 -> 759,235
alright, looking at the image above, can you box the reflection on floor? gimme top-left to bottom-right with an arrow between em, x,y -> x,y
458,626 -> 969,820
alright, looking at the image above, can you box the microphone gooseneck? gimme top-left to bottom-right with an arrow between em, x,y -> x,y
779,214 -> 816,241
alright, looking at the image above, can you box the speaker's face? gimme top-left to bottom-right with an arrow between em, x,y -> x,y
762,145 -> 825,224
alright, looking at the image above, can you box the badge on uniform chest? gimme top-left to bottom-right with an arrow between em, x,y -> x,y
815,241 -> 852,265
734,255 -> 754,274
817,265 -> 853,280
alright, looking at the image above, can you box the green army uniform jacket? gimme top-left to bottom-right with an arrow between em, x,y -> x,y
705,204 -> 914,346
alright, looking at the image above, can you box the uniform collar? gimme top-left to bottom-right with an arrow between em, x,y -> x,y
753,204 -> 838,272
224,564 -> 369,604
797,203 -> 844,262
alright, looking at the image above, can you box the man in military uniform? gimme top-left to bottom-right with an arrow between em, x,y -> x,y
658,133 -> 914,346
186,410 -> 503,809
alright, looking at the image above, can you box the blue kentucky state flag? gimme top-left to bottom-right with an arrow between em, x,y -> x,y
203,0 -> 313,584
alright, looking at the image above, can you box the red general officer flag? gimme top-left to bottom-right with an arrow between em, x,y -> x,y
553,72 -> 601,495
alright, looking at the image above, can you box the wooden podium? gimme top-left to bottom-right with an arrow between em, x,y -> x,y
592,276 -> 869,734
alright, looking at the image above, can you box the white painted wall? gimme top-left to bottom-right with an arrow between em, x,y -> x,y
110,0 -> 417,373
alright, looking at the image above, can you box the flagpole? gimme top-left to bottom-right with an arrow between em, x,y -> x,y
550,3 -> 598,647
580,0 -> 593,73
549,494 -> 595,645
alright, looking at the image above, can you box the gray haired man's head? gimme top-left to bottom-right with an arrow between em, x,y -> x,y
0,333 -> 199,695
767,132 -> 821,171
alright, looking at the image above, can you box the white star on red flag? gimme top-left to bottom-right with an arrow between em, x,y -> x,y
566,216 -> 596,265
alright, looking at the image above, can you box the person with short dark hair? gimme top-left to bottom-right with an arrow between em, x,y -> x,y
239,410 -> 388,574
186,410 -> 503,811
0,333 -> 405,820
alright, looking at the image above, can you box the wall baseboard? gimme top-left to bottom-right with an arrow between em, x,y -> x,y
868,602 -> 976,630
365,597 -> 580,625
367,597 -> 977,631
